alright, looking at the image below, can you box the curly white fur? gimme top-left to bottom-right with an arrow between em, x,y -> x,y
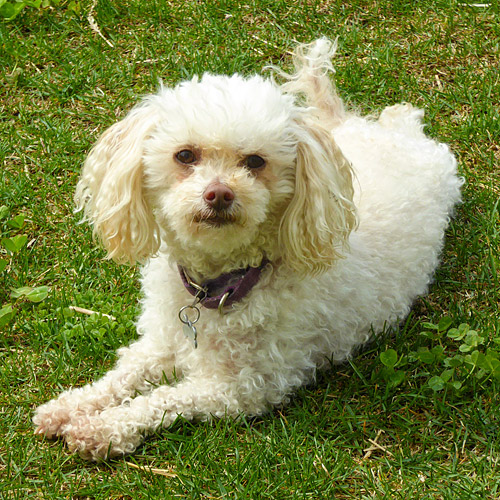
33,39 -> 462,461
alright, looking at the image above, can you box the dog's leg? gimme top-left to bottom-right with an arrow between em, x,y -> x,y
62,360 -> 317,461
61,377 -> 257,460
33,336 -> 175,439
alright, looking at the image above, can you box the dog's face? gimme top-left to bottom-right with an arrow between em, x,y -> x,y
141,75 -> 298,272
75,72 -> 357,277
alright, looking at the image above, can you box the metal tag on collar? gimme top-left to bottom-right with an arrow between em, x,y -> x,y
179,281 -> 207,348
179,304 -> 200,348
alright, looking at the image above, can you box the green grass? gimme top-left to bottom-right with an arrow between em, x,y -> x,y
1,0 -> 499,498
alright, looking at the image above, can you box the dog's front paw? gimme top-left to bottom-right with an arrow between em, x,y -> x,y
34,386 -> 120,441
33,397 -> 77,439
63,413 -> 144,461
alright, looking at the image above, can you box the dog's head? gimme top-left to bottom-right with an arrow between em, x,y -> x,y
76,41 -> 357,278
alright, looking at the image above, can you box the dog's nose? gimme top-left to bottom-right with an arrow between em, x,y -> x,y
203,182 -> 235,211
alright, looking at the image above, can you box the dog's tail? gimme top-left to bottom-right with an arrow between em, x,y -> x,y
275,38 -> 345,127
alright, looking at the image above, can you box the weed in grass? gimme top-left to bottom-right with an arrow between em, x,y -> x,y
376,318 -> 500,396
0,207 -> 49,329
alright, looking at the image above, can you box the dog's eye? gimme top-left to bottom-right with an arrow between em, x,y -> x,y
244,155 -> 266,170
176,149 -> 197,164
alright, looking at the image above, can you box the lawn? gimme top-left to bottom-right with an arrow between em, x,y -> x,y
1,0 -> 499,498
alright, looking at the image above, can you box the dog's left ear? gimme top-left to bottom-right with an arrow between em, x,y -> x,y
279,116 -> 357,275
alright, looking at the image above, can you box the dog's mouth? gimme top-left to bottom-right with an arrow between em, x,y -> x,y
192,211 -> 237,227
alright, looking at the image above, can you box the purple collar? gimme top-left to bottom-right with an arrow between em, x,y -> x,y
179,259 -> 269,310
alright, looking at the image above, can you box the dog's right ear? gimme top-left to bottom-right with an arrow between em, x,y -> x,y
279,115 -> 357,276
75,100 -> 160,264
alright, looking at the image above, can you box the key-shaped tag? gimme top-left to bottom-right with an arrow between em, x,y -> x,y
179,304 -> 201,349
182,320 -> 198,348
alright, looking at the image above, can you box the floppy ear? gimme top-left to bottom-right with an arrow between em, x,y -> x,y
74,101 -> 160,264
279,117 -> 357,275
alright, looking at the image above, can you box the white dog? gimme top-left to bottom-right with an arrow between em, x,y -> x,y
33,39 -> 461,460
